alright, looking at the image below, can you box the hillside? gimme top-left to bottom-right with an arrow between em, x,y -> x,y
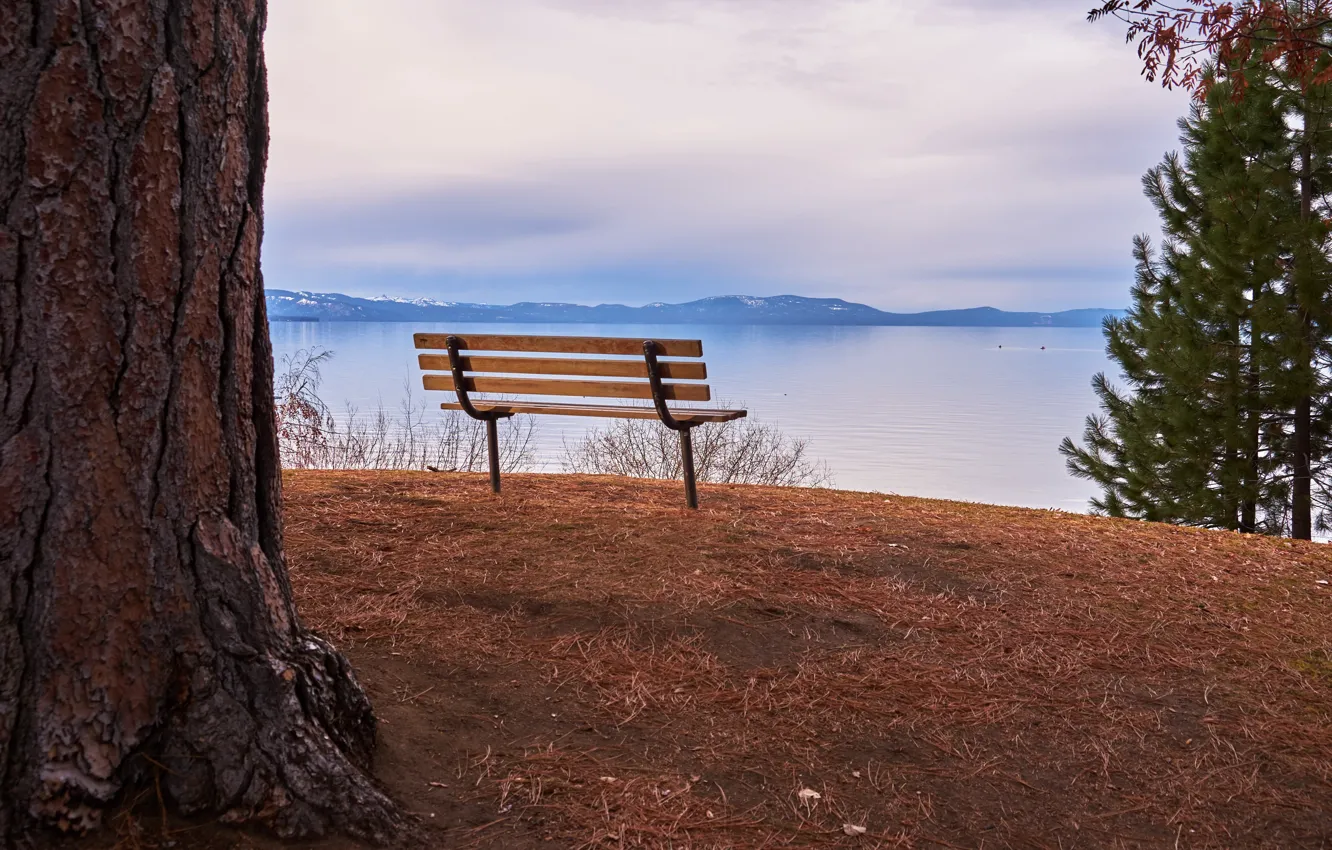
74,472 -> 1332,848
266,290 -> 1121,327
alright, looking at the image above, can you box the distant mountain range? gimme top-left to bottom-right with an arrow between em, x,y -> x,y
266,290 -> 1123,328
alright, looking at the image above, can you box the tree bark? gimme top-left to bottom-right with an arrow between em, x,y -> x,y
1241,393 -> 1259,533
1241,284 -> 1260,535
0,1 -> 400,842
1292,122 -> 1314,540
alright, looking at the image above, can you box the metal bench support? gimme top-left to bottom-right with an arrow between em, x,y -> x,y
678,427 -> 698,509
644,340 -> 701,509
486,418 -> 501,493
446,335 -> 512,493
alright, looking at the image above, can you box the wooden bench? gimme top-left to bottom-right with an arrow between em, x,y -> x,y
414,333 -> 747,508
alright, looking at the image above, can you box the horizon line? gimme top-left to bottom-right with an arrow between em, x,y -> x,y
267,288 -> 1127,315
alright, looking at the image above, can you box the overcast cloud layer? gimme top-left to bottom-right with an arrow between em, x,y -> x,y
263,0 -> 1189,310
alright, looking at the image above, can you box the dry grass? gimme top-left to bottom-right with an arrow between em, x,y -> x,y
281,471 -> 1332,849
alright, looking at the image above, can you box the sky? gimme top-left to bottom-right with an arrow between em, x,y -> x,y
262,0 -> 1190,311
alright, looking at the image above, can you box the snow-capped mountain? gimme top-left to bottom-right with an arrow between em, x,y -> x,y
266,290 -> 1120,327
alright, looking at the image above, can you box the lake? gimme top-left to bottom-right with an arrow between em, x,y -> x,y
269,321 -> 1115,511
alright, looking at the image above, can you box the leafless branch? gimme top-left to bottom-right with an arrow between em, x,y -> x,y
562,408 -> 832,488
274,347 -> 537,472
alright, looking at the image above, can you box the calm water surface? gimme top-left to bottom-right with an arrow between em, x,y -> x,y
269,322 -> 1114,511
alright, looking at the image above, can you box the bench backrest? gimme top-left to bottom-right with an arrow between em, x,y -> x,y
413,333 -> 711,402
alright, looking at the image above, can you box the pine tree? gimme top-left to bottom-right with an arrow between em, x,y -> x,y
1061,64 -> 1295,532
1274,54 -> 1332,538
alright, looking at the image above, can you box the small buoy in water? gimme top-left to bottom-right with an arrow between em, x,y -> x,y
998,345 -> 1002,349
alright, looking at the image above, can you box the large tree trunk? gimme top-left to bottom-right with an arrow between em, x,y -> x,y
0,1 -> 400,842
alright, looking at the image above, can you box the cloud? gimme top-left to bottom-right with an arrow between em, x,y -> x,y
262,0 -> 1188,309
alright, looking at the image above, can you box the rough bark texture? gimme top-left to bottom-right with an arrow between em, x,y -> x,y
0,1 -> 400,842
1293,127 -> 1314,541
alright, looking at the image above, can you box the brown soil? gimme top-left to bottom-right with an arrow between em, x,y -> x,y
69,472 -> 1332,847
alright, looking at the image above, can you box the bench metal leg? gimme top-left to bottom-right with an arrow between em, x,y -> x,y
486,417 -> 501,493
679,426 -> 698,509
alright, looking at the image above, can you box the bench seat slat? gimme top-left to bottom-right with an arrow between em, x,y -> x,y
417,354 -> 707,380
441,400 -> 746,423
415,333 -> 703,357
423,374 -> 711,402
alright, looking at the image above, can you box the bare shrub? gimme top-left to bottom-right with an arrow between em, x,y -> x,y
275,347 -> 537,471
562,409 -> 831,487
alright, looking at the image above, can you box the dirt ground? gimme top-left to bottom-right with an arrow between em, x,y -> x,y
83,472 -> 1332,848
